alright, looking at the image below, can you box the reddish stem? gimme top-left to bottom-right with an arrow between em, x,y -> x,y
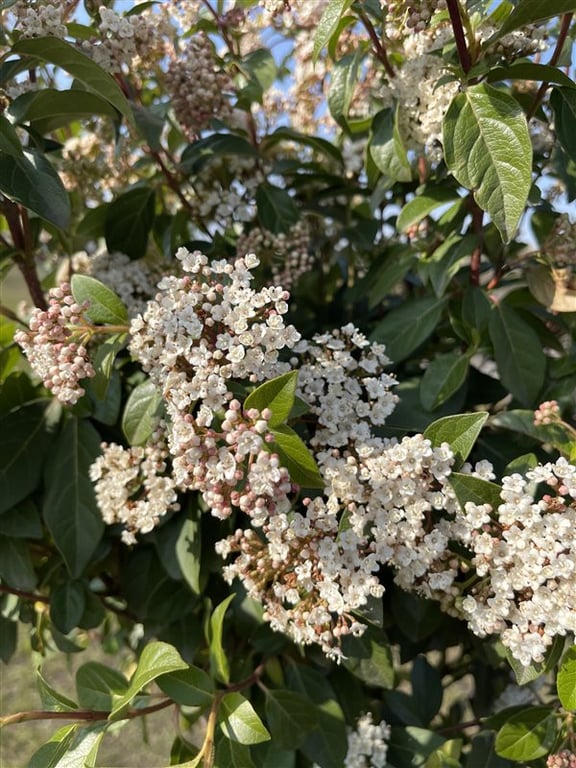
446,0 -> 471,74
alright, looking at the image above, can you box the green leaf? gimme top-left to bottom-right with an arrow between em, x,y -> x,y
0,498 -> 42,539
268,424 -> 324,489
486,63 -> 576,89
157,666 -> 214,708
0,616 -> 18,663
420,234 -> 476,298
76,662 -> 129,710
263,127 -> 344,166
420,352 -> 469,411
363,247 -> 417,309
241,48 -> 277,93
493,0 -> 576,39
387,726 -> 445,767
43,419 -> 105,577
71,274 -> 128,325
12,37 -> 132,122
342,627 -> 395,689
105,186 -> 156,260
411,656 -> 443,725
132,102 -> 166,152
110,641 -> 188,719
36,670 -> 79,712
26,724 -> 78,768
327,52 -> 361,126
442,84 -> 532,242
449,473 -> 503,512
209,594 -> 235,684
551,87 -> 576,163
557,645 -> 576,711
244,371 -> 298,427
494,706 -> 556,761
0,114 -> 23,156
0,535 -> 37,591
490,409 -> 572,454
371,297 -> 447,363
264,690 -> 318,749
122,379 -> 163,446
219,692 -> 271,745
176,510 -> 203,594
313,0 -> 354,61
256,183 -> 299,235
215,738 -> 256,768
8,89 -> 119,133
488,304 -> 545,406
50,580 -> 86,634
0,402 -> 53,514
370,107 -> 412,183
424,412 -> 488,466
396,186 -> 460,232
467,732 -> 514,768
0,149 -> 70,229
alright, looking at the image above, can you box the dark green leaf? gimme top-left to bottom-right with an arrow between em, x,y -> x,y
8,89 -> 119,133
387,727 -> 445,767
122,379 -> 163,446
256,183 -> 299,235
0,535 -> 37,591
410,656 -> 443,725
214,737 -> 256,768
370,108 -> 412,183
487,62 -> 576,89
209,594 -> 235,684
0,401 -> 53,514
244,371 -> 298,427
175,510 -> 203,594
264,689 -> 318,749
494,1 -> 576,39
76,661 -> 129,710
50,580 -> 86,635
157,666 -> 214,708
105,186 -> 156,260
0,114 -> 23,156
551,87 -> 576,163
12,37 -> 132,121
0,149 -> 70,228
488,304 -> 545,406
370,297 -> 447,363
467,732 -> 514,768
449,473 -> 503,512
342,627 -> 395,689
71,274 -> 128,325
424,411 -> 488,465
420,352 -> 469,411
219,692 -> 271,745
43,418 -> 105,577
443,84 -> 532,242
327,52 -> 361,126
0,616 -> 18,663
396,186 -> 460,232
0,498 -> 42,539
132,102 -> 166,152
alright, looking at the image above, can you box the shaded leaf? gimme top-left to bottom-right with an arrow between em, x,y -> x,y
105,186 -> 156,260
209,594 -> 235,684
557,645 -> 576,711
256,183 -> 299,235
495,707 -> 556,761
420,352 -> 469,411
50,580 -> 86,635
370,297 -> 447,363
0,535 -> 37,591
157,666 -> 214,708
122,379 -> 163,446
264,689 -> 318,749
76,662 -> 129,710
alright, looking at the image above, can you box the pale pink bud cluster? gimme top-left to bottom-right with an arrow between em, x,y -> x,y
165,34 -> 233,135
383,0 -> 448,33
236,221 -> 314,289
534,399 -> 561,426
15,283 -> 95,405
548,752 -> 576,768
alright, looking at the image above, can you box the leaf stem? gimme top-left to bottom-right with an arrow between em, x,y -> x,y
358,10 -> 395,79
446,0 -> 471,75
527,13 -> 573,121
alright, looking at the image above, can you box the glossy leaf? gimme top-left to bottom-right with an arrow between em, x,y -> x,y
264,689 -> 318,749
50,580 -> 86,634
71,274 -> 128,325
370,297 -> 447,363
209,594 -> 235,684
244,371 -> 298,427
495,707 -> 556,760
268,424 -> 324,489
43,418 -> 105,577
37,670 -> 79,712
0,535 -> 37,591
157,666 -> 214,707
26,724 -> 78,768
420,352 -> 469,411
423,411 -> 488,466
122,379 -> 163,446
557,645 -> 576,711
175,511 -> 203,594
449,473 -> 503,512
0,114 -> 23,156
486,62 -> 576,89
488,304 -> 545,406
370,108 -> 412,183
313,0 -> 354,60
396,186 -> 460,232
105,186 -> 156,260
255,183 -> 299,235
215,738 -> 256,768
110,641 -> 189,718
76,662 -> 129,710
327,52 -> 360,126
12,37 -> 132,121
0,149 -> 70,228
0,401 -> 53,514
467,732 -> 515,768
219,692 -> 271,745
443,84 -> 532,242
8,88 -> 118,132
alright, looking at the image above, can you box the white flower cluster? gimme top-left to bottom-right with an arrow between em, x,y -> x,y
129,248 -> 300,428
165,34 -> 233,135
190,156 -> 264,229
344,712 -> 391,768
14,283 -> 95,405
12,1 -> 66,38
293,324 -> 398,448
217,495 -> 384,660
236,221 -> 314,288
457,460 -> 576,666
80,6 -> 170,74
90,424 -> 180,545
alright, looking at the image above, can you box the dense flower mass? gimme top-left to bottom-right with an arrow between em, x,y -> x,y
344,713 -> 391,768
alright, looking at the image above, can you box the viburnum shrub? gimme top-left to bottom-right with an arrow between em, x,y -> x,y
3,1 -> 576,766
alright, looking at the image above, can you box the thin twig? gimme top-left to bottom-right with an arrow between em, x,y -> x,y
527,13 -> 573,121
1,698 -> 174,727
446,0 -> 471,75
358,11 -> 395,79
